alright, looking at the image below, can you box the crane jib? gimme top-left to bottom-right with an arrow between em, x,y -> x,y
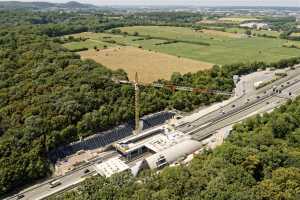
117,80 -> 232,95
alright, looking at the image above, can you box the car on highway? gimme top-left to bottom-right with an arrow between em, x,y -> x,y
175,116 -> 182,120
50,180 -> 62,188
16,194 -> 25,199
231,104 -> 236,108
84,169 -> 90,174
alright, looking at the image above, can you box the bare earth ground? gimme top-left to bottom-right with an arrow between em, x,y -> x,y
79,46 -> 213,83
55,148 -> 105,176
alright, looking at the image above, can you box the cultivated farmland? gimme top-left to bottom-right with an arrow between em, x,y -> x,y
119,26 -> 300,64
79,46 -> 213,83
64,26 -> 300,75
197,29 -> 242,38
291,32 -> 300,37
218,17 -> 262,23
63,39 -> 115,51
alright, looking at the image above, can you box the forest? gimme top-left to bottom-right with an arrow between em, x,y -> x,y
0,10 -> 300,196
52,97 -> 300,200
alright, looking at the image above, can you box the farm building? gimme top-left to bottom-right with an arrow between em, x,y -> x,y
240,22 -> 269,30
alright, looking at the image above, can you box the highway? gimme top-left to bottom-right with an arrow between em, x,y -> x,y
178,67 -> 300,134
187,71 -> 300,141
5,151 -> 118,200
5,65 -> 300,200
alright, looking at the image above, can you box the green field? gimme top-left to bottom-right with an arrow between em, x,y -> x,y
291,32 -> 300,37
218,17 -> 262,23
65,26 -> 300,65
63,38 -> 115,51
119,26 -> 300,65
226,27 -> 280,37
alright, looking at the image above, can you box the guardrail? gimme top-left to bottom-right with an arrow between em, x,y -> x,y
190,78 -> 300,141
187,94 -> 273,136
4,151 -> 116,200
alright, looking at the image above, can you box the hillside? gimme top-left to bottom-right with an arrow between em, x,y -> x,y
0,1 -> 99,10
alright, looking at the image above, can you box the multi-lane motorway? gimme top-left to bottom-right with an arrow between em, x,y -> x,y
181,67 -> 300,141
5,65 -> 300,200
5,151 -> 118,200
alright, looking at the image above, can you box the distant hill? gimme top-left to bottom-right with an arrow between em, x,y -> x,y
0,1 -> 99,10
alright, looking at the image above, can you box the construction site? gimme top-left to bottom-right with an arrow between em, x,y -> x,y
12,64 -> 300,200
95,124 -> 206,177
53,72 -> 230,176
53,66 -> 298,177
55,65 -> 300,178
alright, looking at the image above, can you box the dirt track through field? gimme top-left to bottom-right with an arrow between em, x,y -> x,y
79,46 -> 213,83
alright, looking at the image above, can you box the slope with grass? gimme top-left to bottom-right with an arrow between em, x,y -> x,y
62,39 -> 115,51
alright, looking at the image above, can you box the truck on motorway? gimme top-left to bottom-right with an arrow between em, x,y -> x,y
49,180 -> 62,188
254,81 -> 264,89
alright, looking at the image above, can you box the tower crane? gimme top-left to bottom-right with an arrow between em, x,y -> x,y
115,73 -> 232,135
134,72 -> 140,135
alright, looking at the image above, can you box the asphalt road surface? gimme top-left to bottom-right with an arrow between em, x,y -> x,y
178,67 -> 300,134
5,151 -> 118,200
191,77 -> 300,141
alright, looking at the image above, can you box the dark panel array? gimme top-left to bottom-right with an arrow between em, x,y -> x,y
49,125 -> 133,161
142,111 -> 175,130
49,111 -> 175,162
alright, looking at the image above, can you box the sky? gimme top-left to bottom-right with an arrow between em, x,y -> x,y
1,0 -> 300,7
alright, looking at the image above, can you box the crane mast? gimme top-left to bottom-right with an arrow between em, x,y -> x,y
134,72 -> 140,135
115,73 -> 233,135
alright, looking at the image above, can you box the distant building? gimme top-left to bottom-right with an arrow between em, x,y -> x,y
240,22 -> 269,30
